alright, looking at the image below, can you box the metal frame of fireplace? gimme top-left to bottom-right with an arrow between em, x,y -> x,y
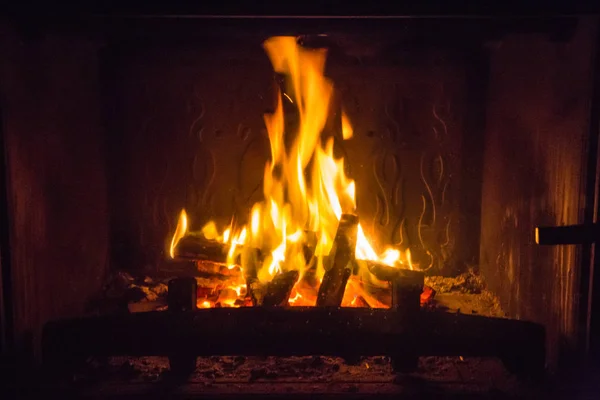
42,275 -> 546,379
1,6 -> 600,393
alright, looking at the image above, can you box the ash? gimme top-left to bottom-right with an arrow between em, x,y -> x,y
425,270 -> 506,318
74,355 -> 529,396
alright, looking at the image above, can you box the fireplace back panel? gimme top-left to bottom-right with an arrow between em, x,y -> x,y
104,33 -> 479,276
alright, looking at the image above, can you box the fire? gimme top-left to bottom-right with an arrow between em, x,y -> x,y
169,36 -> 419,307
169,209 -> 187,259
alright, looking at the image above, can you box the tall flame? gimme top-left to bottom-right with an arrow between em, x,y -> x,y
169,209 -> 188,259
170,36 -> 417,306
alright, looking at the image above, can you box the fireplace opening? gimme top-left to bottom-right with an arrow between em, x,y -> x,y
1,12 -> 599,398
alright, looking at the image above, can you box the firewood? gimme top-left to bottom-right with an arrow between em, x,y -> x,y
196,260 -> 242,276
173,235 -> 229,263
241,247 -> 262,305
196,285 -> 217,300
263,270 -> 300,307
298,231 -> 319,287
317,214 -> 359,306
195,260 -> 224,274
420,286 -> 436,307
246,278 -> 265,306
365,260 -> 419,282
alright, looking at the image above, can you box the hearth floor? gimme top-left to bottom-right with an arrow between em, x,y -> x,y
36,273 -> 559,398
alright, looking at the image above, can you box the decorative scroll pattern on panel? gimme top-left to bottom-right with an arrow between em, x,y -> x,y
121,51 -> 466,275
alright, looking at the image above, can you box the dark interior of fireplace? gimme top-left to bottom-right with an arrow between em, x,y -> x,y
1,10 -> 600,400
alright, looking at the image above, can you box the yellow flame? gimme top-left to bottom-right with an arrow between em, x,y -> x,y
168,36 -> 422,307
287,229 -> 303,243
381,248 -> 401,266
341,111 -> 353,140
226,227 -> 247,267
289,291 -> 303,304
251,204 -> 261,236
169,209 -> 188,258
198,300 -> 211,309
201,220 -> 218,240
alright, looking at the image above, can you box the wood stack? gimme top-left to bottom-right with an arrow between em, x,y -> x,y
170,214 -> 362,308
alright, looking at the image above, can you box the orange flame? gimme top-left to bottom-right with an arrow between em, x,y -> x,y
169,209 -> 188,258
169,36 -> 422,307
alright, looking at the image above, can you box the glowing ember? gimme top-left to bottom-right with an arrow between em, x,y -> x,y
169,36 -> 421,308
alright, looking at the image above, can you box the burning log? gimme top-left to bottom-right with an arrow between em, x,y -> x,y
246,278 -> 265,306
317,214 -> 359,307
420,285 -> 436,307
159,259 -> 237,282
241,247 -> 262,306
196,260 -> 241,277
365,260 -> 420,282
172,235 -> 228,263
196,285 -> 217,300
298,231 -> 319,287
366,261 -> 434,309
263,270 -> 300,307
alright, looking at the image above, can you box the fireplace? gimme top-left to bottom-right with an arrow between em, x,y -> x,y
1,10 -> 599,398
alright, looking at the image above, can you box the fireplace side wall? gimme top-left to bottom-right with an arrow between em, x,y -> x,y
479,17 -> 597,370
0,25 -> 109,359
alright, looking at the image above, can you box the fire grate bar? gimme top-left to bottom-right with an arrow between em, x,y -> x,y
42,306 -> 545,379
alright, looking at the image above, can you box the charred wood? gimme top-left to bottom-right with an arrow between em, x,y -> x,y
420,286 -> 436,307
246,278 -> 265,307
172,235 -> 228,263
157,260 -> 238,282
263,270 -> 300,307
317,268 -> 352,307
196,261 -> 241,277
366,261 -> 421,282
301,231 -> 319,286
317,214 -> 359,306
241,247 -> 262,305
